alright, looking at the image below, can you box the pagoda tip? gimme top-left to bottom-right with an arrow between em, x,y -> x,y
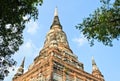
54,7 -> 58,16
92,56 -> 94,60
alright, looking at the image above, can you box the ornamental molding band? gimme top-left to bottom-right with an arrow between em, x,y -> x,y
12,8 -> 105,81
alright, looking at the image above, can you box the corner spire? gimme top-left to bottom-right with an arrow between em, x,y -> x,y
13,57 -> 25,79
92,56 -> 99,71
92,57 -> 104,80
50,7 -> 62,29
20,57 -> 25,68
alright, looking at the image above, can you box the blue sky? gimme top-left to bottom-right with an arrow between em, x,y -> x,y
4,0 -> 120,81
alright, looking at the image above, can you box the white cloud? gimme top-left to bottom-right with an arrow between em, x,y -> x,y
22,40 -> 40,56
13,39 -> 41,61
24,40 -> 33,49
26,20 -> 39,35
73,35 -> 87,46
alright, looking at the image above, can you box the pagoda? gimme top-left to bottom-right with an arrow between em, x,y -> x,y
13,8 -> 104,81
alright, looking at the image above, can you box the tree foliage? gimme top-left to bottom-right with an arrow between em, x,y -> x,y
0,0 -> 43,80
76,0 -> 120,46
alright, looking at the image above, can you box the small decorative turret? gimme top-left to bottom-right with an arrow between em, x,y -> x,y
92,57 -> 104,81
13,57 -> 25,79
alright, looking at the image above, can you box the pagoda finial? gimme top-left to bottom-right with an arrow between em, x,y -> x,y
54,7 -> 58,16
50,7 -> 62,29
